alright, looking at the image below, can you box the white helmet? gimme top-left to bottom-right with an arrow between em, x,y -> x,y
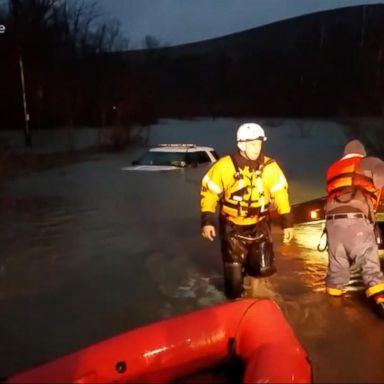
236,123 -> 266,151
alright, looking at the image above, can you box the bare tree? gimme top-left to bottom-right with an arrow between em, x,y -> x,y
144,34 -> 160,50
93,19 -> 128,53
3,0 -> 131,140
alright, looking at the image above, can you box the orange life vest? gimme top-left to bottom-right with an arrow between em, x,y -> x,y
326,155 -> 379,207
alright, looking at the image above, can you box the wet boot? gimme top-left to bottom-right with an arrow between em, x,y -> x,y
326,287 -> 345,297
223,262 -> 244,299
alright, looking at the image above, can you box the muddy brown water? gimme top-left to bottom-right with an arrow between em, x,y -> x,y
1,147 -> 384,382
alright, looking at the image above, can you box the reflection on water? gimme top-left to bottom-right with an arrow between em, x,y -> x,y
294,221 -> 327,254
291,221 -> 329,293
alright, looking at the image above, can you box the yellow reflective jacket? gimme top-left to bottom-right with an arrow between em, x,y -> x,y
200,154 -> 291,225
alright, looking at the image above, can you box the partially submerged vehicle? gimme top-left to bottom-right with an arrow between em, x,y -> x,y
122,144 -> 218,171
6,299 -> 311,384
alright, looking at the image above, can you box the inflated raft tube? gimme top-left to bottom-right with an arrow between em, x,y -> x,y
6,299 -> 311,383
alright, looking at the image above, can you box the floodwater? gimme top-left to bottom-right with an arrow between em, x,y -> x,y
1,118 -> 384,383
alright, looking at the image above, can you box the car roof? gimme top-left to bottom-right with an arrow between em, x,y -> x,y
149,144 -> 215,152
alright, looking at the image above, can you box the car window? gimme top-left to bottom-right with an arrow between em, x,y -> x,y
186,151 -> 211,164
137,151 -> 186,166
210,151 -> 219,160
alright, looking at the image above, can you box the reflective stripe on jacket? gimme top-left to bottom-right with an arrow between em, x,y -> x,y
326,154 -> 379,207
200,155 -> 291,225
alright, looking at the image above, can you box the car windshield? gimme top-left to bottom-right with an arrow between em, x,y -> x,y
137,151 -> 187,166
210,151 -> 219,160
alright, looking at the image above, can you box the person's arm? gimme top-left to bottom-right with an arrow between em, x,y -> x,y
266,161 -> 294,242
372,162 -> 384,189
360,156 -> 384,196
200,160 -> 224,241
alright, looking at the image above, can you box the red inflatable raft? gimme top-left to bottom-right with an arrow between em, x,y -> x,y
6,299 -> 311,383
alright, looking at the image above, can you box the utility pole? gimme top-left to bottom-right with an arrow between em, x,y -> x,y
17,46 -> 31,145
10,0 -> 31,146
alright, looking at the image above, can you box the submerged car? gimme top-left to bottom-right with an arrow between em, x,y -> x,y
122,144 -> 219,171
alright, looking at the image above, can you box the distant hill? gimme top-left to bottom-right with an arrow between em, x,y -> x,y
1,4 -> 383,131
116,4 -> 384,118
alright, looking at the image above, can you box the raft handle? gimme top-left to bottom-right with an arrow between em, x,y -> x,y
116,361 -> 127,374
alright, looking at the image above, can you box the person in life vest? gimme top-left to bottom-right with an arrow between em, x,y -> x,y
200,123 -> 294,299
325,139 -> 384,317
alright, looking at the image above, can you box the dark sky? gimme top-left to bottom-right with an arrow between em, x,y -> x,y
96,0 -> 384,49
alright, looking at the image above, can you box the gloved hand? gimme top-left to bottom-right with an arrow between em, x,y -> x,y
283,227 -> 294,243
201,225 -> 216,241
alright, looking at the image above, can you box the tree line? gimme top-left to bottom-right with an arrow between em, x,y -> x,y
0,0 -> 163,145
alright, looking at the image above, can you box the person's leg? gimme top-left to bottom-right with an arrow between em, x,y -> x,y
220,220 -> 247,299
245,219 -> 275,277
239,220 -> 276,299
325,219 -> 351,296
247,240 -> 275,277
351,219 -> 384,316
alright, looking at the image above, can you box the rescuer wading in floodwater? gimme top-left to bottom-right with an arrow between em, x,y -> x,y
200,123 -> 294,299
325,139 -> 384,318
